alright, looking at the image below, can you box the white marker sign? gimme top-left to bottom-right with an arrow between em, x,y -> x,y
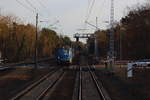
127,63 -> 133,78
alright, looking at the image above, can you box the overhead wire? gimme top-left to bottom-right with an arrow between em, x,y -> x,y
82,0 -> 96,33
85,0 -> 96,22
16,0 -> 48,22
84,0 -> 107,31
34,0 -> 60,30
16,0 -> 40,15
99,0 -> 108,22
15,0 -> 60,32
96,0 -> 110,29
36,0 -> 48,10
83,0 -> 93,31
25,0 -> 37,12
15,0 -> 35,13
86,0 -> 92,18
24,0 -> 46,17
25,0 -> 60,29
35,0 -> 51,17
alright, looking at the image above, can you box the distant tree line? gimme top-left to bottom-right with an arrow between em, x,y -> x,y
95,2 -> 150,60
0,15 -> 71,62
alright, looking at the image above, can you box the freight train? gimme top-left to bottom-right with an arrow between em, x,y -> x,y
56,47 -> 73,65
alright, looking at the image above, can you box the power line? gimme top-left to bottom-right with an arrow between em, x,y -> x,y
86,0 -> 92,18
36,0 -> 51,16
83,0 -> 96,33
36,0 -> 47,9
16,0 -> 44,18
24,0 -> 46,18
84,0 -> 92,26
15,0 -> 35,13
98,0 -> 106,20
25,0 -> 37,11
85,0 -> 96,22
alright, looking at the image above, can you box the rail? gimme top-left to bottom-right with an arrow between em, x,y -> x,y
11,68 -> 62,100
88,65 -> 112,100
36,71 -> 65,100
78,67 -> 82,100
0,66 -> 10,71
0,57 -> 54,71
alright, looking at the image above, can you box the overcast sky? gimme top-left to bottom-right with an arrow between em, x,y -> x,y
0,0 -> 147,41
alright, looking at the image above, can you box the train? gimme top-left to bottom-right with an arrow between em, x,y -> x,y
55,47 -> 73,65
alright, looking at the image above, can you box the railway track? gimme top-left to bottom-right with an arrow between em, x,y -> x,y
77,65 -> 111,100
11,68 -> 64,100
0,66 -> 10,71
0,57 -> 54,71
10,65 -> 110,100
42,69 -> 76,100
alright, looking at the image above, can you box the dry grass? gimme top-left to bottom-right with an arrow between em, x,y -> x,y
113,64 -> 127,80
96,64 -> 150,100
113,64 -> 150,100
0,68 -> 32,81
0,67 -> 51,100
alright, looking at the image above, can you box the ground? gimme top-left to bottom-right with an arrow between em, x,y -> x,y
1,62 -> 150,100
95,64 -> 150,100
0,66 -> 52,100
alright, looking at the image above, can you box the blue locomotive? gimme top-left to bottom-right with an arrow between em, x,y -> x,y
56,47 -> 73,65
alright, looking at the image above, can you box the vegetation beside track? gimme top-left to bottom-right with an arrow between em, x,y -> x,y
0,67 -> 53,100
95,65 -> 150,100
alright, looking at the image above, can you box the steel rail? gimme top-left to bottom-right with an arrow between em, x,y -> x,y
36,71 -> 65,100
11,68 -> 61,100
88,66 -> 108,100
0,57 -> 53,71
0,67 -> 10,71
78,67 -> 82,100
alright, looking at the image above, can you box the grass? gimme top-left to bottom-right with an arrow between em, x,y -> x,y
0,68 -> 32,81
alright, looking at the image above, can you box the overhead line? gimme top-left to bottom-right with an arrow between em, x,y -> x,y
24,0 -> 45,17
86,0 -> 92,17
85,0 -> 96,21
25,0 -> 37,11
98,0 -> 107,21
82,0 -> 95,33
16,0 -> 46,23
15,0 -> 35,13
36,0 -> 51,16
37,0 -> 47,9
87,0 -> 96,19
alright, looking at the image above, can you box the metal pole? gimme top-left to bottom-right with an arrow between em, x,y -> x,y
35,13 -> 38,68
0,8 -> 1,16
95,17 -> 98,57
109,0 -> 115,69
96,17 -> 98,31
95,37 -> 97,56
120,31 -> 122,67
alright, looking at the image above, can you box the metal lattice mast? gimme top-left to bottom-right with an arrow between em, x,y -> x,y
109,0 -> 115,67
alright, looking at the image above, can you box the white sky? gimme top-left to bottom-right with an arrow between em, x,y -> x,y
0,0 -> 147,41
